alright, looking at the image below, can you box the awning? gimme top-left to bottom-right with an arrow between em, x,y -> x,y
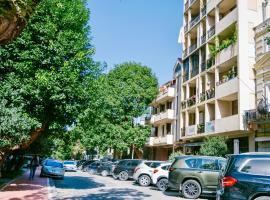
183,142 -> 204,147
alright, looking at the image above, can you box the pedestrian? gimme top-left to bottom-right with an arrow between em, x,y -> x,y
29,155 -> 39,180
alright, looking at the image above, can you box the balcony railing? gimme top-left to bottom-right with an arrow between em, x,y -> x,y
197,123 -> 205,134
185,1 -> 189,11
184,24 -> 188,33
186,125 -> 196,136
183,73 -> 189,82
191,67 -> 199,78
189,43 -> 197,54
201,61 -> 206,72
207,57 -> 215,69
205,120 -> 215,133
181,127 -> 186,137
201,5 -> 206,17
200,91 -> 206,102
206,88 -> 215,100
201,34 -> 206,45
187,95 -> 196,107
207,25 -> 215,39
190,15 -> 200,29
244,109 -> 270,125
190,0 -> 196,6
183,49 -> 188,58
181,101 -> 187,109
216,68 -> 237,86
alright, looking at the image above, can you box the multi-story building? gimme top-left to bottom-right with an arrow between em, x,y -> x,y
179,0 -> 269,154
244,16 -> 270,152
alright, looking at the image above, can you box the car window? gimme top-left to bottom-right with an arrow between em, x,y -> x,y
64,161 -> 75,165
144,162 -> 152,167
150,162 -> 162,168
218,160 -> 226,170
129,161 -> 141,167
240,159 -> 270,176
198,159 -> 218,170
161,165 -> 170,170
172,159 -> 186,168
45,160 -> 63,168
185,159 -> 198,169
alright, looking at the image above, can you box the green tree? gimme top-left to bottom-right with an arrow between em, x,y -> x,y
0,0 -> 100,158
78,62 -> 158,156
169,150 -> 184,162
199,136 -> 228,157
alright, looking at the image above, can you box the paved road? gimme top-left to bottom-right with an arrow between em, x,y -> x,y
49,171 -> 212,200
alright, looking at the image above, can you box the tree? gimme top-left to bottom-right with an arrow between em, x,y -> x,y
0,0 -> 41,44
78,62 -> 158,156
0,0 -> 100,159
169,150 -> 184,162
199,136 -> 228,157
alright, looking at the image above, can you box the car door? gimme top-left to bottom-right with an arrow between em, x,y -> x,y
127,160 -> 140,177
197,158 -> 220,191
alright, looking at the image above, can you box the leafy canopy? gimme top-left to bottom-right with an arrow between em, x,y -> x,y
199,136 -> 228,157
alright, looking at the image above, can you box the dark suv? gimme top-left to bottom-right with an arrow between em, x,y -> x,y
169,156 -> 226,199
112,159 -> 142,181
216,153 -> 270,200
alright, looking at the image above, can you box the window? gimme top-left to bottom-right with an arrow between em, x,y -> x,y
167,101 -> 172,109
185,159 -> 198,169
128,160 -> 141,167
241,159 -> 270,176
166,123 -> 171,135
198,159 -> 218,170
150,162 -> 163,168
232,100 -> 238,115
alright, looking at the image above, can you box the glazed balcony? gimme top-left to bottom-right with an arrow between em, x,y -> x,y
191,67 -> 199,78
201,61 -> 206,72
244,109 -> 270,125
207,57 -> 215,69
181,127 -> 186,137
150,109 -> 175,125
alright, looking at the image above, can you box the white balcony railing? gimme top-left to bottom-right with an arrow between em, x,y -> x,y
216,7 -> 237,35
216,42 -> 238,65
205,120 -> 215,133
155,87 -> 175,103
216,77 -> 238,99
150,109 -> 175,124
215,114 -> 240,133
186,125 -> 196,136
148,134 -> 174,146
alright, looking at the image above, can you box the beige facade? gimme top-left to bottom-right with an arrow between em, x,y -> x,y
179,0 -> 269,154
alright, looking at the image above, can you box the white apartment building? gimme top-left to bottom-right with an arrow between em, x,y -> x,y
179,0 -> 270,154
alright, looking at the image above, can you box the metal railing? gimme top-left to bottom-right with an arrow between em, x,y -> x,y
207,25 -> 215,39
183,49 -> 188,58
189,43 -> 197,53
206,88 -> 215,100
187,95 -> 196,107
190,15 -> 200,28
191,67 -> 199,78
197,123 -> 205,134
201,34 -> 206,45
201,61 -> 206,72
185,1 -> 189,11
244,109 -> 270,124
199,91 -> 206,102
201,5 -> 206,17
184,24 -> 188,32
207,57 -> 215,69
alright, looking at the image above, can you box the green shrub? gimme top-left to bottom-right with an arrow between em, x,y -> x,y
169,150 -> 184,162
199,136 -> 228,157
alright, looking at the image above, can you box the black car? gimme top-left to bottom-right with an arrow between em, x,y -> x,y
112,159 -> 142,181
87,161 -> 102,174
81,160 -> 96,171
96,161 -> 118,177
217,153 -> 270,200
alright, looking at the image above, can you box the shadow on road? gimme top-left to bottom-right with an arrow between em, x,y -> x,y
57,188 -> 151,200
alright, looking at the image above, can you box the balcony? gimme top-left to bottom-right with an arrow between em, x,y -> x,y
190,0 -> 196,6
181,127 -> 186,137
216,7 -> 237,35
201,34 -> 206,45
185,1 -> 189,11
183,49 -> 188,58
190,15 -> 200,29
207,25 -> 215,39
155,87 -> 175,103
244,109 -> 270,125
207,0 -> 215,13
201,61 -> 206,72
207,57 -> 215,69
215,114 -> 240,133
189,43 -> 197,54
183,73 -> 189,82
149,134 -> 174,146
206,88 -> 215,100
187,95 -> 196,107
184,24 -> 188,33
197,123 -> 205,134
191,67 -> 199,78
205,120 -> 215,133
186,125 -> 196,136
181,101 -> 187,109
200,92 -> 206,102
201,5 -> 206,17
216,43 -> 238,65
150,109 -> 175,125
216,77 -> 238,99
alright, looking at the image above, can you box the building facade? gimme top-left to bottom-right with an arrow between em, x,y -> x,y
179,0 -> 270,154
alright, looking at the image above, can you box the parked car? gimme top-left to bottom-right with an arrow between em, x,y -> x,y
76,160 -> 86,168
168,155 -> 226,199
87,161 -> 102,174
81,160 -> 96,171
40,159 -> 65,179
113,159 -> 143,181
96,161 -> 118,177
63,160 -> 77,171
133,160 -> 164,187
216,153 -> 270,200
151,162 -> 172,191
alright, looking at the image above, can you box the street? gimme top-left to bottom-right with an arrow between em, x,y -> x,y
49,171 -> 211,200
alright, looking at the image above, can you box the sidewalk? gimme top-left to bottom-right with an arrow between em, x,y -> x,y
0,167 -> 49,200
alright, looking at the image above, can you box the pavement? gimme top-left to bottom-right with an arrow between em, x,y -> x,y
0,167 -> 48,200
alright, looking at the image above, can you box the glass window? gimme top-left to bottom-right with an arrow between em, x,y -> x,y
218,160 -> 227,170
198,159 -> 218,170
185,159 -> 198,169
241,159 -> 270,176
150,162 -> 163,168
45,160 -> 63,168
128,160 -> 141,167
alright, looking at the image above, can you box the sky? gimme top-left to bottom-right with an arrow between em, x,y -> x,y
87,0 -> 183,85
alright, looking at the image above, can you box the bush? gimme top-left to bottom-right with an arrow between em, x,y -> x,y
169,150 -> 184,162
199,136 -> 228,157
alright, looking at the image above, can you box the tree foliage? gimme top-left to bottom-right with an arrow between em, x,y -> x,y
199,136 -> 228,157
169,150 -> 184,162
77,62 -> 158,154
0,0 -> 100,154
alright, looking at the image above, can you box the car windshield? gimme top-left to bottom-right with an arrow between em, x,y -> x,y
46,160 -> 63,168
64,161 -> 76,165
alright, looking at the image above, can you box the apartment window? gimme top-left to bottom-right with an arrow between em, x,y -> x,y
166,123 -> 171,135
232,100 -> 238,115
167,101 -> 172,109
160,104 -> 165,112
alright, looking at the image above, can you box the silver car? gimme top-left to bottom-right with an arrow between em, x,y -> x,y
40,159 -> 65,179
63,160 -> 77,171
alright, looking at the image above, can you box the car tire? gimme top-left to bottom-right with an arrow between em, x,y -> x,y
254,197 -> 270,200
118,171 -> 129,181
138,174 -> 151,187
156,178 -> 169,191
101,170 -> 109,177
182,179 -> 202,199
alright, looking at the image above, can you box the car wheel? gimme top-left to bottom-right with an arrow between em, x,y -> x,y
156,178 -> 169,191
101,170 -> 109,177
254,197 -> 270,200
119,171 -> 129,181
182,179 -> 202,199
138,174 -> 151,187
88,169 -> 95,175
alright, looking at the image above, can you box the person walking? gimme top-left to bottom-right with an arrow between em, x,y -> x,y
29,155 -> 39,180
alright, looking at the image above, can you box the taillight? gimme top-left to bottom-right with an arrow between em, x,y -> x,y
169,167 -> 175,172
153,169 -> 159,174
222,176 -> 237,187
134,167 -> 140,173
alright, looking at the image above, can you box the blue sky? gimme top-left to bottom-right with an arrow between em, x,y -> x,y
87,0 -> 183,84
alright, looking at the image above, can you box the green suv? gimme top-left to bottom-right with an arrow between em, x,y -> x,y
168,156 -> 226,199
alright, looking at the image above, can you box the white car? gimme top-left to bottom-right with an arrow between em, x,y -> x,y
151,162 -> 171,191
133,160 -> 164,187
63,160 -> 77,171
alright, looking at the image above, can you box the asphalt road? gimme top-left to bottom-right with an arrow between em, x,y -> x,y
49,171 -> 212,200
